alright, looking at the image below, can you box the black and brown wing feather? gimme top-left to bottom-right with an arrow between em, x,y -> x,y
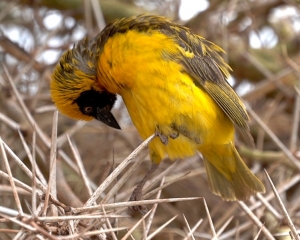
158,21 -> 254,146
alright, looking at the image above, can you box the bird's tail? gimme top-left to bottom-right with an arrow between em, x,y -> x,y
199,142 -> 265,201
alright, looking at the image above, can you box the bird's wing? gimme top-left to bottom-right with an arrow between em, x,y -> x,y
168,26 -> 254,146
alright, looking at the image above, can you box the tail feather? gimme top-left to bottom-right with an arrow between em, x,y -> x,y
200,143 -> 265,201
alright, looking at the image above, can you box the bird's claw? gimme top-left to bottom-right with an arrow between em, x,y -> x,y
155,126 -> 179,145
169,130 -> 179,139
156,132 -> 168,145
129,189 -> 148,214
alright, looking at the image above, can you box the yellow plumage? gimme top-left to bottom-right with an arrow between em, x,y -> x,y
51,14 -> 265,201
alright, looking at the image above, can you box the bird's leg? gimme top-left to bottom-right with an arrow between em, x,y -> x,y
129,127 -> 178,214
129,162 -> 159,214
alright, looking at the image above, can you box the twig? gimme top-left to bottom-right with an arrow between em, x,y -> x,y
31,127 -> 37,217
91,0 -> 106,31
143,171 -> 192,200
84,134 -> 156,207
0,213 -> 36,232
144,177 -> 165,237
74,197 -> 202,214
203,198 -> 216,239
246,102 -> 300,170
0,138 -> 23,215
0,112 -> 20,130
43,111 -> 58,216
101,145 -> 146,203
264,170 -> 300,240
121,209 -> 153,240
216,216 -> 233,238
57,121 -> 86,148
238,201 -> 275,240
146,215 -> 178,240
18,130 -> 47,187
67,135 -> 93,196
58,227 -> 128,240
282,45 -> 300,151
183,214 -> 195,240
256,193 -> 283,220
183,217 -> 203,240
3,64 -> 51,147
0,170 -> 33,193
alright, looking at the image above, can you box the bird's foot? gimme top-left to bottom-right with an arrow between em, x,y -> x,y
129,187 -> 148,214
169,130 -> 179,139
155,126 -> 179,145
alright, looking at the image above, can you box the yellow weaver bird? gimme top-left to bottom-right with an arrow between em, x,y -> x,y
51,14 -> 265,209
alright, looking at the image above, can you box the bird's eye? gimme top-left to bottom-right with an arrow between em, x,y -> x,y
83,106 -> 93,114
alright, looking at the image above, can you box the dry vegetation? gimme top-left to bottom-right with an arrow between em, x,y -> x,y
0,0 -> 300,239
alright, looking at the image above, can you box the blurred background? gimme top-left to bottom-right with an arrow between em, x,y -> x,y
0,0 -> 300,239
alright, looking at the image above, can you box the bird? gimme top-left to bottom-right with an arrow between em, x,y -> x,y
51,14 -> 265,212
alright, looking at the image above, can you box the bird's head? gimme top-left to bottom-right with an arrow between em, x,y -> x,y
50,38 -> 120,129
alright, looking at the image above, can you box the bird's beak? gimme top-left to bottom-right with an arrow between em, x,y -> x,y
96,107 -> 121,129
